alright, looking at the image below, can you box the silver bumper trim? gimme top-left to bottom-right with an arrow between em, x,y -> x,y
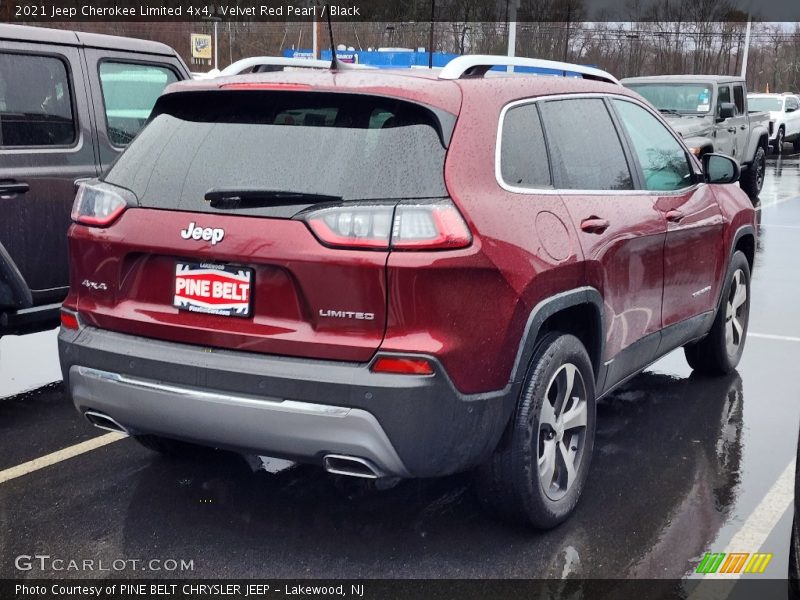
77,367 -> 352,417
70,366 -> 410,477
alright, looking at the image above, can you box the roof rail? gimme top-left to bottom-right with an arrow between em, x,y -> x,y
218,56 -> 374,77
219,56 -> 332,76
438,55 -> 620,86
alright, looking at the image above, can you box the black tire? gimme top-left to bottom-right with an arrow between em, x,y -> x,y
684,251 -> 751,375
134,434 -> 209,458
739,146 -> 766,200
475,332 -> 596,528
791,517 -> 800,600
774,127 -> 785,154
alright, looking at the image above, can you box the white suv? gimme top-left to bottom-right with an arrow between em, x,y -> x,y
748,93 -> 800,153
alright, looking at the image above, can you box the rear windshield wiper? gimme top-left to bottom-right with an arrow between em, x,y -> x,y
204,189 -> 342,209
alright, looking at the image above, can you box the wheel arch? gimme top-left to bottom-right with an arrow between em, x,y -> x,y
746,127 -> 770,164
509,287 -> 605,388
734,228 -> 756,272
713,225 -> 756,315
0,241 -> 32,311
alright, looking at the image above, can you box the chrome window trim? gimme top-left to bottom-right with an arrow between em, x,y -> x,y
495,92 -> 702,197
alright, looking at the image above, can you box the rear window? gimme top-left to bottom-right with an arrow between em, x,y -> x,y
748,97 -> 783,112
104,91 -> 449,216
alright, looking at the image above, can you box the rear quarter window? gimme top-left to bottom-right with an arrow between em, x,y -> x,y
499,103 -> 551,189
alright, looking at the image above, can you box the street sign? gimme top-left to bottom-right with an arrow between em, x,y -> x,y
191,34 -> 212,60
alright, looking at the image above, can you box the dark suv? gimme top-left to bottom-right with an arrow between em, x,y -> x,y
58,56 -> 756,527
0,24 -> 189,336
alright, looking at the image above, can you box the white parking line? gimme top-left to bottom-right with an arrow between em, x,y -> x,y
0,432 -> 126,485
756,195 -> 799,211
714,459 -> 795,567
687,460 -> 795,598
749,332 -> 800,343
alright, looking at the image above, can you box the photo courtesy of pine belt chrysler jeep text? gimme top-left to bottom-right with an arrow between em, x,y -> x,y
58,55 -> 757,528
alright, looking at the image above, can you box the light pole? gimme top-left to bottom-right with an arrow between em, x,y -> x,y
507,0 -> 518,72
214,19 -> 219,71
204,16 -> 222,71
741,0 -> 754,79
741,18 -> 752,79
428,0 -> 435,69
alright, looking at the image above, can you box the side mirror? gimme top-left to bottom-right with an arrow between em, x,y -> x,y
717,102 -> 736,121
703,153 -> 740,185
787,106 -> 797,113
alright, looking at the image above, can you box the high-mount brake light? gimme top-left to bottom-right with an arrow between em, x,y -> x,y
71,182 -> 132,227
302,200 -> 471,251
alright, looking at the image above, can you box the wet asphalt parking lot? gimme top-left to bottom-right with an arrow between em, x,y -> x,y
0,152 -> 799,582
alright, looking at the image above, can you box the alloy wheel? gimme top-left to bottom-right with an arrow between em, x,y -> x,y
537,363 -> 588,501
725,269 -> 748,357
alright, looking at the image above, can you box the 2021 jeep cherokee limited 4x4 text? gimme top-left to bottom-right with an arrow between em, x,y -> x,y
58,56 -> 756,528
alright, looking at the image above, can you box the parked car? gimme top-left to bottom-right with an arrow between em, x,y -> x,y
59,55 -> 757,528
621,75 -> 770,200
748,92 -> 800,154
0,24 -> 190,337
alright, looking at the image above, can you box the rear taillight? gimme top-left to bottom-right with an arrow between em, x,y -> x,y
305,205 -> 394,249
71,182 -> 134,227
302,200 -> 471,251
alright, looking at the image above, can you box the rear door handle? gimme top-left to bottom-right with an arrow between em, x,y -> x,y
580,217 -> 610,234
0,180 -> 30,196
727,127 -> 737,133
665,210 -> 684,223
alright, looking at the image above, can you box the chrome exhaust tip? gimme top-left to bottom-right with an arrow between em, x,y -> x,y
323,454 -> 384,479
84,410 -> 129,434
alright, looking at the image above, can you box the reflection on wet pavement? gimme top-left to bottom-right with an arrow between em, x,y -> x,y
760,151 -> 800,205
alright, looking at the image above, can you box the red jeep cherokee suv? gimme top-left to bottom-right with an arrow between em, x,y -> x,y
58,56 -> 756,528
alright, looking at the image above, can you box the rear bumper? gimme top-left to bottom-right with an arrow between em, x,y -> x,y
59,327 -> 517,478
70,365 -> 410,477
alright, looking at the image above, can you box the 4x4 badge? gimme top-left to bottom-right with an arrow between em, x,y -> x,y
180,222 -> 225,245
